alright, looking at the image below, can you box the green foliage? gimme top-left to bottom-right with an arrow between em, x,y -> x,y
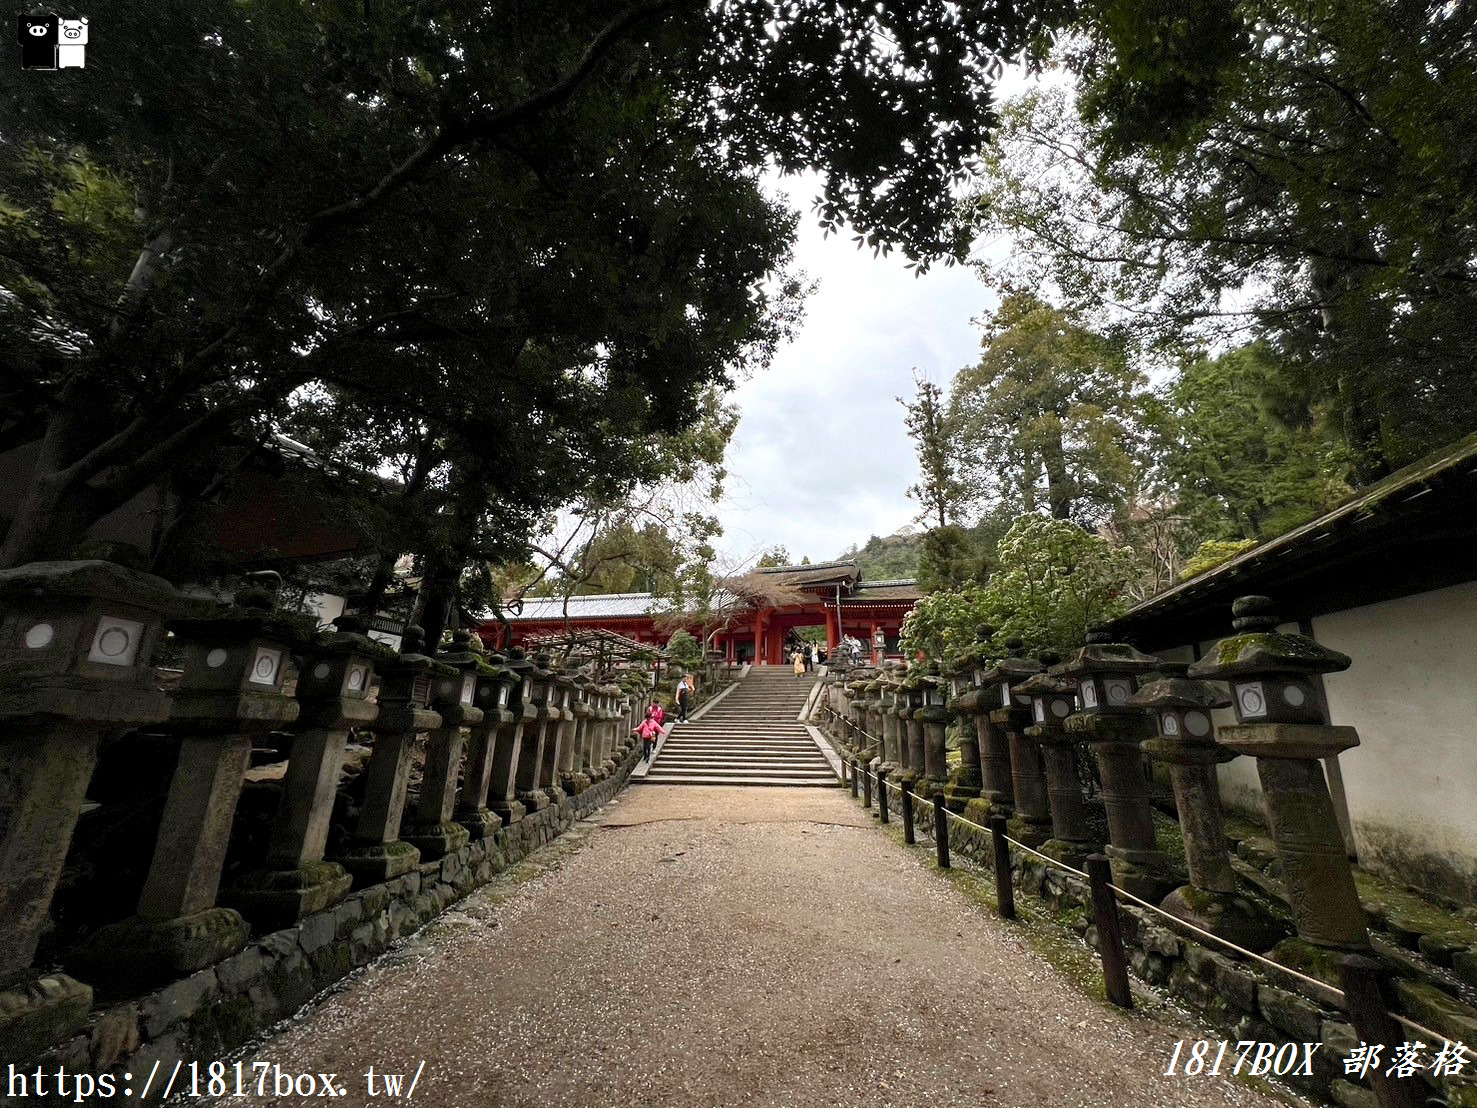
915,525 -> 990,593
967,0 -> 1477,482
979,516 -> 1143,653
901,371 -> 968,529
754,546 -> 794,570
950,292 -> 1159,527
1,0 -> 1073,569
840,531 -> 925,580
664,629 -> 703,669
904,514 -> 1143,663
1179,539 -> 1257,581
1165,345 -> 1351,541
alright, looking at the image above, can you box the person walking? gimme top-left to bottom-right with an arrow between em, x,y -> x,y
675,674 -> 693,723
792,649 -> 805,678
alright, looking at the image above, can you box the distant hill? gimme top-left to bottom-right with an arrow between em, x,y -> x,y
836,529 -> 924,580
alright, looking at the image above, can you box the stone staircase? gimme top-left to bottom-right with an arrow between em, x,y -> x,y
639,666 -> 838,787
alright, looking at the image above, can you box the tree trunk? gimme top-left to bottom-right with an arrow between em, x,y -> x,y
1041,423 -> 1072,520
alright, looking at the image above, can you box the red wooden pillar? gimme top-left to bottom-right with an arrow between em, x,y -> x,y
824,607 -> 840,651
752,607 -> 766,665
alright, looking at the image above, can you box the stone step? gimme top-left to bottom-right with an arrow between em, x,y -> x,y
638,774 -> 837,787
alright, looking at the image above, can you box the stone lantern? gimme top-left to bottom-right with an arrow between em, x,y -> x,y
455,646 -> 516,840
561,672 -> 594,795
1188,595 -> 1368,952
1016,662 -> 1096,868
872,626 -> 886,664
488,649 -> 535,825
539,668 -> 577,802
337,626 -> 446,886
514,653 -> 558,811
404,630 -> 487,861
942,657 -> 985,812
1131,664 -> 1285,950
230,614 -> 388,931
981,643 -> 1051,846
0,559 -> 197,1054
893,675 -> 922,785
74,571 -> 317,995
1059,629 -> 1175,900
878,672 -> 903,774
917,665 -> 952,791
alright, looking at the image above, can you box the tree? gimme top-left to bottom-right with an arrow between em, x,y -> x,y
1164,344 -> 1350,541
664,629 -> 703,670
914,525 -> 990,593
979,515 -> 1143,653
965,0 -> 1477,481
754,546 -> 794,570
900,371 -> 968,529
950,292 -> 1157,527
0,0 -> 1070,569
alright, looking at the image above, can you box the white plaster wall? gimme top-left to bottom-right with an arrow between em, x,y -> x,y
1312,581 -> 1477,896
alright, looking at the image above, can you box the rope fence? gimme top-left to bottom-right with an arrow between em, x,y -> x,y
816,700 -> 1449,1105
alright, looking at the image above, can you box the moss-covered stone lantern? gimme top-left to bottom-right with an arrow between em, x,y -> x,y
917,663 -> 952,792
488,648 -> 534,825
1131,663 -> 1285,951
942,631 -> 991,812
1188,595 -> 1368,953
562,672 -> 594,794
74,572 -> 317,996
0,559 -> 199,1054
338,625 -> 448,885
229,613 -> 390,931
1017,660 -> 1096,868
515,653 -> 558,811
403,630 -> 487,861
455,646 -> 516,839
982,642 -> 1050,846
899,672 -> 928,787
1059,629 -> 1176,900
539,667 -> 577,802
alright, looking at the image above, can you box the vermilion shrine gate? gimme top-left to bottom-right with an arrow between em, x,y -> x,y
481,560 -> 921,665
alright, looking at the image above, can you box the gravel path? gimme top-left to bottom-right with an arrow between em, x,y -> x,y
214,786 -> 1290,1108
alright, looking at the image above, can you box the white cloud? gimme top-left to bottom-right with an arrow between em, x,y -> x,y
716,173 -> 993,567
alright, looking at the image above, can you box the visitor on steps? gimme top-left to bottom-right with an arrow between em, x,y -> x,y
792,649 -> 805,678
637,715 -> 661,762
675,675 -> 694,722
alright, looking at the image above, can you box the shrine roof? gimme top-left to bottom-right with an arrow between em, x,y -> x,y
843,580 -> 922,603
753,559 -> 860,589
490,591 -> 675,622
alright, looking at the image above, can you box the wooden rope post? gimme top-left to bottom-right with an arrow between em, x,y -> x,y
989,815 -> 1015,920
849,758 -> 859,798
878,776 -> 890,824
933,792 -> 950,869
1086,854 -> 1133,1009
862,765 -> 872,810
900,781 -> 915,845
1339,955 -> 1424,1108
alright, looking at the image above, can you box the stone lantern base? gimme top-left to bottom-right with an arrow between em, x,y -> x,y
69,907 -> 251,998
517,788 -> 551,812
943,765 -> 983,813
227,860 -> 353,932
1040,836 -> 1096,871
336,839 -> 420,888
1161,885 -> 1287,952
560,770 -> 592,796
455,805 -> 503,840
401,820 -> 471,863
1006,811 -> 1052,849
0,972 -> 93,1063
1103,844 -> 1180,902
490,797 -> 527,826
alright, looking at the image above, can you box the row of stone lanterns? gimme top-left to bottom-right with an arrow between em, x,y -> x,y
0,559 -> 641,1059
828,596 -> 1370,968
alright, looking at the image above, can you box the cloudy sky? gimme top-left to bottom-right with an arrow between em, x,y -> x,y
713,173 -> 997,567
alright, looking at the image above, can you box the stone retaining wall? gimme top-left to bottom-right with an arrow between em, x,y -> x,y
16,745 -> 641,1107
